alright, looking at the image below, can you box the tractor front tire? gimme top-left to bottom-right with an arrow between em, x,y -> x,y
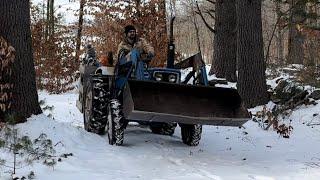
180,124 -> 202,146
107,99 -> 126,146
149,122 -> 177,136
83,79 -> 108,135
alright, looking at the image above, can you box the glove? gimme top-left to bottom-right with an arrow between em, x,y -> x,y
147,52 -> 154,59
143,52 -> 153,63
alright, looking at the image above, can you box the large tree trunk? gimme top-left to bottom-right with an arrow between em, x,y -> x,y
287,0 -> 305,64
0,0 -> 42,121
210,0 -> 237,82
236,0 -> 269,108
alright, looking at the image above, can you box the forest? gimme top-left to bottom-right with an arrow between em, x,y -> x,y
0,0 -> 320,179
24,1 -> 320,104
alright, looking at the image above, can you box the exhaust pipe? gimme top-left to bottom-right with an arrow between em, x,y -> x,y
167,16 -> 175,69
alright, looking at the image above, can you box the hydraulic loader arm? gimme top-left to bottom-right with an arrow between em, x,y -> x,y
174,53 -> 208,85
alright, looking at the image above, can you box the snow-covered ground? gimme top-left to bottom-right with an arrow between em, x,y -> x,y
1,91 -> 319,180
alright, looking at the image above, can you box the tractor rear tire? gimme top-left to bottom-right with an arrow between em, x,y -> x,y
180,124 -> 202,146
83,79 -> 108,135
107,99 -> 126,146
149,122 -> 177,136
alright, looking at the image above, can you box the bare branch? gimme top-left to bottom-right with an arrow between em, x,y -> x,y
195,1 -> 215,33
206,0 -> 216,4
204,10 -> 215,20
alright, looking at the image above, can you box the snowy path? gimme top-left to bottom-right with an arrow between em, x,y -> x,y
1,92 -> 320,180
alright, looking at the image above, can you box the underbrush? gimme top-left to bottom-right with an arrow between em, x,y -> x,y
253,64 -> 319,138
0,116 -> 72,179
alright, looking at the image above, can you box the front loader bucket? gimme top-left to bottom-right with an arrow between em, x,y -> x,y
122,80 -> 251,127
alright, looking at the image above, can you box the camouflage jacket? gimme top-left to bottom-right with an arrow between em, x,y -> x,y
116,37 -> 154,61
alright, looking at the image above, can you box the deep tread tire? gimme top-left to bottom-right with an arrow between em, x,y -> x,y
149,122 -> 177,136
107,99 -> 126,146
84,78 -> 108,135
180,124 -> 202,146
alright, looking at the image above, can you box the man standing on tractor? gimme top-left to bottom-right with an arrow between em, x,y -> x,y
117,25 -> 155,65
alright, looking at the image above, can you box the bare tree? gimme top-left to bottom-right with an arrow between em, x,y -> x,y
190,0 -> 202,55
304,3 -> 318,66
196,0 -> 237,82
287,0 -> 306,64
46,0 -> 55,38
275,0 -> 284,64
75,0 -> 86,63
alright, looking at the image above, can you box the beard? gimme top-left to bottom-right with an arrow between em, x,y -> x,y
129,34 -> 136,40
127,35 -> 136,44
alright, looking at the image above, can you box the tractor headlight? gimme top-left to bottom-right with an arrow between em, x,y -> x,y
168,74 -> 177,83
155,73 -> 163,81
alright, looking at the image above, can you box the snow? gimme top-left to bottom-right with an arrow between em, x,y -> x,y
1,91 -> 320,179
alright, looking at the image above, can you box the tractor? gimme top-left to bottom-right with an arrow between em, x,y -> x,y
76,18 -> 251,146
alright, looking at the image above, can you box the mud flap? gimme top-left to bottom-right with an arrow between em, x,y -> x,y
122,80 -> 251,127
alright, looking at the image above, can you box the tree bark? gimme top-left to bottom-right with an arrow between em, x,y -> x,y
191,0 -> 202,55
210,0 -> 237,82
75,0 -> 85,64
275,1 -> 284,65
287,0 -> 305,64
236,0 -> 269,108
304,4 -> 317,66
152,0 -> 167,67
46,0 -> 50,38
45,0 -> 55,38
0,0 -> 42,121
49,0 -> 54,36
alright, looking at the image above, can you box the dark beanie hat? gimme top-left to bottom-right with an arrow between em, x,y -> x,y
124,25 -> 136,34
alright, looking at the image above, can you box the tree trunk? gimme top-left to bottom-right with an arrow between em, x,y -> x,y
158,0 -> 168,67
287,0 -> 305,64
236,0 -> 269,108
134,0 -> 142,31
149,0 -> 167,67
191,0 -> 202,55
75,0 -> 85,64
49,0 -> 54,36
45,0 -> 54,39
210,0 -> 237,82
275,1 -> 284,65
304,4 -> 317,66
0,0 -> 42,121
46,0 -> 50,38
